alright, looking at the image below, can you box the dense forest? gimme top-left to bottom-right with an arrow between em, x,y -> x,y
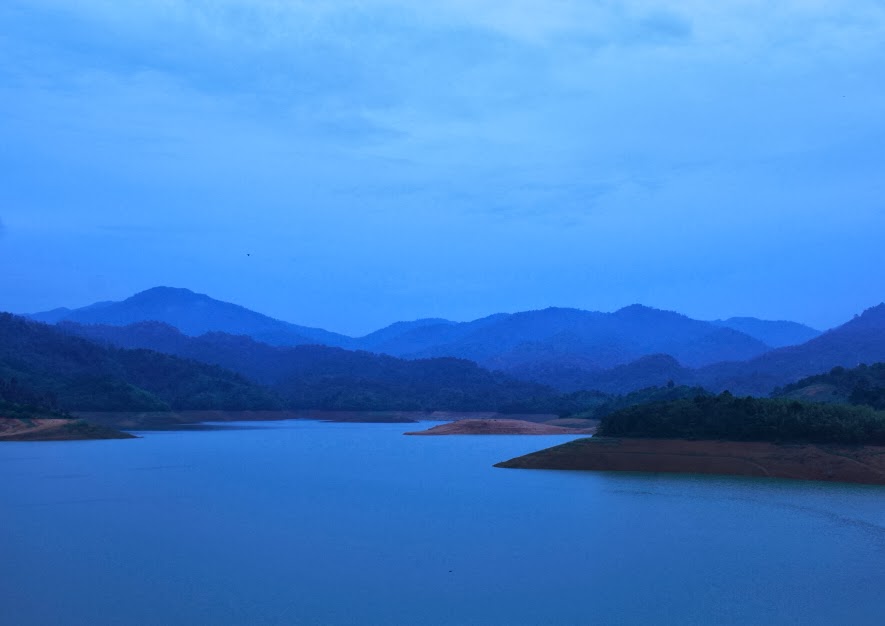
597,392 -> 885,444
574,383 -> 712,420
2,314 -> 563,413
56,320 -> 562,411
0,397 -> 70,421
0,313 -> 282,412
773,363 -> 885,410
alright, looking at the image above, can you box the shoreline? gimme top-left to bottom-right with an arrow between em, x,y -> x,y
405,418 -> 597,435
495,437 -> 885,485
73,409 -> 560,431
0,418 -> 136,441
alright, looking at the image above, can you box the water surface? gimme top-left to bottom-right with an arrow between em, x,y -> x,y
1,420 -> 883,625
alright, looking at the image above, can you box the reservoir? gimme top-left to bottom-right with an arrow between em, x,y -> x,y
1,420 -> 883,625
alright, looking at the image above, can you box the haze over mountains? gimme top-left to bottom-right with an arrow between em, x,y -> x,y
29,286 -> 820,365
30,287 -> 353,348
15,286 -> 885,401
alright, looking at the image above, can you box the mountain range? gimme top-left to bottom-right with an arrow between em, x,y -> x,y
28,286 -> 821,371
17,286 -> 885,400
1,312 -> 558,414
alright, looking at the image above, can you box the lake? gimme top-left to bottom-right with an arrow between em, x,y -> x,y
1,420 -> 883,625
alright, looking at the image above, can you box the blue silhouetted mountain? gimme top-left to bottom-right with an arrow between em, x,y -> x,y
27,300 -> 116,324
32,301 -> 885,403
356,318 -> 458,352
515,304 -> 885,395
29,287 -> 352,348
36,288 -> 874,397
569,354 -> 696,394
694,303 -> 885,395
710,317 -> 821,348
385,305 -> 771,375
30,291 -> 783,372
55,320 -> 559,412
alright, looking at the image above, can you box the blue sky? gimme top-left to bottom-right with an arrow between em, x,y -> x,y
1,1 -> 883,335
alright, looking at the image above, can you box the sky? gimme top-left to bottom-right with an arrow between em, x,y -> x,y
1,0 -> 884,335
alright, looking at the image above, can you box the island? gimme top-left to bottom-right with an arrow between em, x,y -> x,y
495,393 -> 885,485
405,418 -> 597,435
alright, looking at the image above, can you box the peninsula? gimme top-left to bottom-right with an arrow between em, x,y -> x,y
405,418 -> 597,435
495,393 -> 885,484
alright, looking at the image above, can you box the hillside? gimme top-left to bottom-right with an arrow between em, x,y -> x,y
773,363 -> 885,409
30,287 -> 352,348
400,306 -> 770,371
30,288 -> 881,399
357,318 -> 458,352
32,290 -> 785,384
595,392 -> 885,445
696,303 -> 885,395
0,313 -> 282,412
57,320 -> 561,412
569,354 -> 696,394
711,317 -> 821,348
551,304 -> 885,396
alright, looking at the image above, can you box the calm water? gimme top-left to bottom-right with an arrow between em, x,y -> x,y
1,421 -> 883,625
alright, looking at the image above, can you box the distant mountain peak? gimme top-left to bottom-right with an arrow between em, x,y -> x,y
847,303 -> 885,329
614,304 -> 682,318
128,286 -> 205,302
617,303 -> 655,313
27,286 -> 353,348
630,353 -> 684,367
709,316 -> 821,348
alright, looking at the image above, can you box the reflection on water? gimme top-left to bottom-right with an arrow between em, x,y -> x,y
1,420 -> 883,625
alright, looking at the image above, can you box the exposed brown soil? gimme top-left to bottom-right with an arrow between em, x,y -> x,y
0,418 -> 135,441
405,418 -> 596,436
495,437 -> 885,485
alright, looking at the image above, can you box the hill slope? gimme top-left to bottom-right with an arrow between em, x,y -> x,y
696,304 -> 885,395
32,290 -> 778,383
711,317 -> 821,348
382,306 -> 770,383
0,313 -> 282,411
772,362 -> 885,409
30,287 -> 351,348
58,321 -> 560,412
563,304 -> 885,396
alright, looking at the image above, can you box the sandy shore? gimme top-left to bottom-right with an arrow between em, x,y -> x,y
495,437 -> 885,485
405,418 -> 596,435
0,418 -> 136,441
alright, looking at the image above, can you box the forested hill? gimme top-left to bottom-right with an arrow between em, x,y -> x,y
0,313 -> 282,412
559,305 -> 885,395
33,289 -> 788,375
773,363 -> 885,410
695,303 -> 885,395
597,393 -> 885,445
57,320 -> 559,412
